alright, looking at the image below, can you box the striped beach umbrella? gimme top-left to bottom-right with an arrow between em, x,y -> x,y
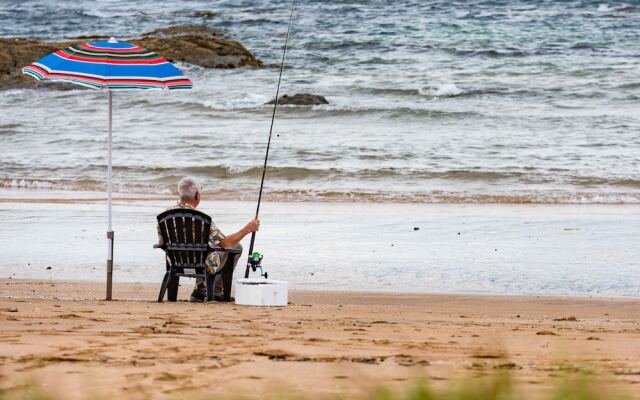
22,38 -> 192,300
23,39 -> 192,89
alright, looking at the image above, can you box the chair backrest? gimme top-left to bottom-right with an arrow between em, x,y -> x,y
157,208 -> 212,270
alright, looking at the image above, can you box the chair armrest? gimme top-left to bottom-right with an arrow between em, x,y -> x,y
209,245 -> 242,254
153,244 -> 164,249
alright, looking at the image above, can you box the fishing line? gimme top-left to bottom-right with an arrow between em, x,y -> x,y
245,0 -> 296,279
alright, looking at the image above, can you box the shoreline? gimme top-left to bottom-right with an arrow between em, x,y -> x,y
4,278 -> 640,301
1,279 -> 639,399
1,188 -> 639,205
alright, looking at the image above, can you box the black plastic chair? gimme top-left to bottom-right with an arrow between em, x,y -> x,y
154,208 -> 240,302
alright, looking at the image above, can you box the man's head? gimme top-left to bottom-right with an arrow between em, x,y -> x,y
178,176 -> 201,207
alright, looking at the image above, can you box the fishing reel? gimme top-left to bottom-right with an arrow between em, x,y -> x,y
247,251 -> 268,279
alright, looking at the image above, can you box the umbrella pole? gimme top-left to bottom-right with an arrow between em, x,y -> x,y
106,90 -> 114,301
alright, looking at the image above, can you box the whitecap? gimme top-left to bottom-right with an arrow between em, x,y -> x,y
419,83 -> 464,97
597,3 -> 634,13
7,179 -> 54,189
598,4 -> 611,12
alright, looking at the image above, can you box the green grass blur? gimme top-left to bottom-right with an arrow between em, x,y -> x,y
0,371 -> 631,400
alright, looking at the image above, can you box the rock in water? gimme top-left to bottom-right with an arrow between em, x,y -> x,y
0,25 -> 263,90
141,25 -> 227,38
139,25 -> 263,69
191,11 -> 218,19
266,93 -> 329,106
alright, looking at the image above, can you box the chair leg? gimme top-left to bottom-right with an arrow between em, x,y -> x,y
205,272 -> 215,302
167,272 -> 180,302
158,271 -> 170,302
222,257 -> 235,302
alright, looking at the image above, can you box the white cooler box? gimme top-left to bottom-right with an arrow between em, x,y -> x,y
234,278 -> 288,307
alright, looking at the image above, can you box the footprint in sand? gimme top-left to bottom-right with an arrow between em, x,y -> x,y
305,337 -> 330,343
125,372 -> 149,379
394,354 -> 430,367
154,371 -> 184,382
58,313 -> 82,319
57,313 -> 107,322
131,325 -> 181,335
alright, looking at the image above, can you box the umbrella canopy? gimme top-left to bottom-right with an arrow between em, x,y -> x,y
23,39 -> 192,90
22,38 -> 192,300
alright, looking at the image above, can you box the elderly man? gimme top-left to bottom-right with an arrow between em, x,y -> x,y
158,177 -> 259,302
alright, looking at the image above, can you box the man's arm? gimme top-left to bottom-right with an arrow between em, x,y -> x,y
219,219 -> 260,249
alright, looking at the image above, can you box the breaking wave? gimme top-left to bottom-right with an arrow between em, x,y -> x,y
2,179 -> 639,205
3,167 -> 640,205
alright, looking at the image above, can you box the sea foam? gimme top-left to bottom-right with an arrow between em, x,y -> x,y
419,83 -> 464,97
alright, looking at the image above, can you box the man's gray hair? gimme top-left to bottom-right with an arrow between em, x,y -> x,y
178,177 -> 201,202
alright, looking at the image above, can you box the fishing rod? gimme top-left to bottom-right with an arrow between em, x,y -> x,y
245,0 -> 296,279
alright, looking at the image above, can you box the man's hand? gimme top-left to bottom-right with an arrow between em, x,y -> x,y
244,218 -> 260,234
220,218 -> 260,249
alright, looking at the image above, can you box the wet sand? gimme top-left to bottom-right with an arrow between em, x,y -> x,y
1,279 -> 639,399
1,196 -> 639,296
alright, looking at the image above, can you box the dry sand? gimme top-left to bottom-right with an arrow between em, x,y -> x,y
1,279 -> 639,399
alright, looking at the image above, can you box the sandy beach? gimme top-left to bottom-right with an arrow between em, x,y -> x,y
2,1 -> 639,398
1,279 -> 639,399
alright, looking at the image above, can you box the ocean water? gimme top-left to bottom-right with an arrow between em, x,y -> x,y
1,0 -> 639,204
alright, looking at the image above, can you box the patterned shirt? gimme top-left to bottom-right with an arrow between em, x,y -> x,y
157,202 -> 227,273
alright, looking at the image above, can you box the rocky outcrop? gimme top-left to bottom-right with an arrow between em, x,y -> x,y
0,38 -> 80,90
138,25 -> 262,69
0,25 -> 263,90
266,93 -> 329,106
